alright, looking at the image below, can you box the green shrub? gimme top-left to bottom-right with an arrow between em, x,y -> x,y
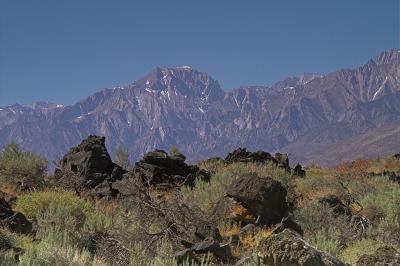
18,229 -> 106,266
360,177 -> 400,223
310,228 -> 341,256
293,174 -> 343,202
294,201 -> 337,237
129,242 -> 152,266
359,177 -> 400,246
0,142 -> 47,185
114,145 -> 131,170
0,251 -> 19,266
15,190 -> 112,247
169,146 -> 180,156
0,228 -> 34,251
339,238 -> 382,265
15,190 -> 93,222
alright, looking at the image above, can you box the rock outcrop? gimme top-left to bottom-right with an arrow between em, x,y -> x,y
214,173 -> 301,233
54,135 -> 130,197
318,195 -> 351,217
225,148 -> 263,163
257,229 -> 347,266
292,163 -> 306,177
386,171 -> 400,184
133,150 -> 210,188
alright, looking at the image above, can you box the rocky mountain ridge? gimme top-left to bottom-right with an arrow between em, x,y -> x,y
0,50 -> 399,165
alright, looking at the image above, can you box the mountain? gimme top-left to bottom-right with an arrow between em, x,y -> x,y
287,122 -> 400,166
0,50 -> 399,166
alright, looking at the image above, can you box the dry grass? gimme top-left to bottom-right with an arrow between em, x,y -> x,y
96,200 -> 119,216
218,223 -> 241,238
230,203 -> 256,224
0,182 -> 21,199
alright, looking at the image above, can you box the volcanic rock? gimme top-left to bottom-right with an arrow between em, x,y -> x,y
54,135 -> 130,197
292,163 -> 306,177
214,173 -> 301,234
257,229 -> 347,266
318,195 -> 351,217
386,171 -> 400,184
0,197 -> 31,234
133,149 -> 210,188
225,148 -> 278,165
224,148 -> 292,172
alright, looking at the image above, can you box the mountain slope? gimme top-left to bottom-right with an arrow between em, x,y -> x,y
286,121 -> 400,166
0,50 -> 399,165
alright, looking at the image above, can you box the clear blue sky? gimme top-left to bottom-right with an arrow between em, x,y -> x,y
0,0 -> 398,106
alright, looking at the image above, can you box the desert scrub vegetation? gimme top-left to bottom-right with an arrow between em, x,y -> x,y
14,190 -> 94,221
292,164 -> 400,263
14,190 -> 113,249
1,139 -> 399,265
3,229 -> 108,266
339,238 -> 383,265
310,228 -> 341,257
0,142 -> 47,188
182,161 -> 287,212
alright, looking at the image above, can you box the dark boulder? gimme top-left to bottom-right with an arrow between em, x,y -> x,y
386,171 -> 400,184
225,148 -> 277,165
292,163 -> 306,177
59,135 -> 113,177
54,135 -> 130,197
0,197 -> 32,234
225,173 -> 288,225
369,170 -> 400,184
133,149 -> 210,188
389,175 -> 400,183
257,229 -> 347,266
224,148 -> 292,172
318,195 -> 351,217
214,173 -> 301,233
357,246 -> 400,266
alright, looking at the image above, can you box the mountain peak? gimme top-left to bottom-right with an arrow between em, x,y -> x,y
135,66 -> 225,101
298,73 -> 323,85
373,50 -> 400,65
175,65 -> 193,70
